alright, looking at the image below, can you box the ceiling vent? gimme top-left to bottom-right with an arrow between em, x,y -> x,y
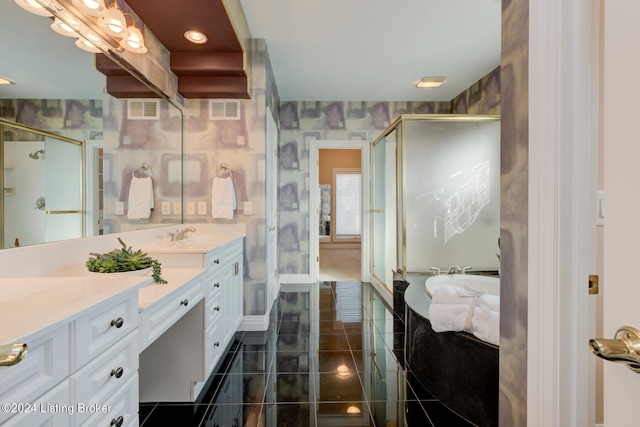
209,100 -> 241,120
127,99 -> 160,120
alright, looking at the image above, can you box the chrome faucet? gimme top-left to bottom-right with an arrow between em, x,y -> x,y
168,227 -> 196,241
448,265 -> 461,274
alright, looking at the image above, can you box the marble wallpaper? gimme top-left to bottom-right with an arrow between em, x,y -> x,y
183,40 -> 280,317
499,0 -> 529,424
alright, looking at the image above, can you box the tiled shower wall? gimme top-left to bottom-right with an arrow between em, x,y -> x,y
276,66 -> 500,276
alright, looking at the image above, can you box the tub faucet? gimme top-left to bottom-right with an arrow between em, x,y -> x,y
448,265 -> 461,274
169,227 -> 196,241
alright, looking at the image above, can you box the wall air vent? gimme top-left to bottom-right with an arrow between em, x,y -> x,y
209,100 -> 241,120
127,99 -> 160,120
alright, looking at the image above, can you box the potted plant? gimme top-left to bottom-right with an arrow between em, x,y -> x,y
86,238 -> 167,284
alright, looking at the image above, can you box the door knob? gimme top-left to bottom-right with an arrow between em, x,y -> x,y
589,326 -> 640,373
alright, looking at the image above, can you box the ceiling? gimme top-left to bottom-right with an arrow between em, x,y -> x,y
0,0 -> 501,103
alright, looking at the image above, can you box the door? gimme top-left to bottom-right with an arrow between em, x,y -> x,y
601,2 -> 640,424
44,136 -> 83,243
266,108 -> 279,305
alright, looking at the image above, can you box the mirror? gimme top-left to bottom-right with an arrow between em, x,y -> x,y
0,0 -> 184,249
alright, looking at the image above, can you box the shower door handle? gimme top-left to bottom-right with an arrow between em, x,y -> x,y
44,210 -> 85,214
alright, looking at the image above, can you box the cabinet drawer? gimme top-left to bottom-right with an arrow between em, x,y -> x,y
205,324 -> 223,376
74,290 -> 138,370
139,278 -> 203,351
205,238 -> 243,271
71,331 -> 138,426
1,379 -> 70,427
0,324 -> 69,425
80,373 -> 139,427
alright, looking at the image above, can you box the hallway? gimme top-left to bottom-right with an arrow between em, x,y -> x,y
139,281 -> 476,426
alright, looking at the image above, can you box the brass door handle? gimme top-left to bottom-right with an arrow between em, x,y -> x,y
590,326 -> 640,373
0,343 -> 28,367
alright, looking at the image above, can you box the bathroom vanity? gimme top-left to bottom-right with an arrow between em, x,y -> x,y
0,226 -> 245,426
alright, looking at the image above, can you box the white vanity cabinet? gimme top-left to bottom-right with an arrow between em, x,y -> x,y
202,238 -> 243,378
0,278 -> 142,427
142,236 -> 244,402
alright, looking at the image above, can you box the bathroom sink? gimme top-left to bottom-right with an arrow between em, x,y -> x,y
425,274 -> 500,298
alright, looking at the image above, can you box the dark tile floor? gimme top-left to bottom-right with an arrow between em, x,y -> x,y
139,281 -> 476,427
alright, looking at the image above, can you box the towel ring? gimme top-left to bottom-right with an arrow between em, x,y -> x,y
215,163 -> 232,178
134,163 -> 152,178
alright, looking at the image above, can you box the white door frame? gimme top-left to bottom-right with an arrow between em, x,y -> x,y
527,0 -> 598,425
309,140 -> 371,283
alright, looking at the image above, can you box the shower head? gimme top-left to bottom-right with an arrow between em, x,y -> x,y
28,149 -> 44,159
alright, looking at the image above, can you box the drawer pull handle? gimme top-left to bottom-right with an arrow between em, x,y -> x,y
213,283 -> 220,288
110,318 -> 124,328
213,259 -> 220,264
214,342 -> 220,348
214,306 -> 220,311
111,416 -> 124,427
110,367 -> 124,379
180,299 -> 189,307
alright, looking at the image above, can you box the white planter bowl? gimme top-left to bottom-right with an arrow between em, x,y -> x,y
85,267 -> 152,277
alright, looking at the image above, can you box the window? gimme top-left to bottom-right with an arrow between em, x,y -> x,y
334,169 -> 361,238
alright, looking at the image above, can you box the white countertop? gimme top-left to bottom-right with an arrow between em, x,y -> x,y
0,276 -> 150,345
138,268 -> 205,311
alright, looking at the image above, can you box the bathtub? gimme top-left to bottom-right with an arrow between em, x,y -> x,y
404,274 -> 499,426
425,273 -> 500,297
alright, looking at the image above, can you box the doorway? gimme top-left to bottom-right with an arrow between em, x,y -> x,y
310,141 -> 370,283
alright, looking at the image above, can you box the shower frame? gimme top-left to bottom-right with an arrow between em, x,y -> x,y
0,118 -> 84,249
371,114 -> 501,279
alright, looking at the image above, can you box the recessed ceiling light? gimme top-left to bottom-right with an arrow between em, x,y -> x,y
0,76 -> 14,85
416,76 -> 446,88
184,30 -> 208,44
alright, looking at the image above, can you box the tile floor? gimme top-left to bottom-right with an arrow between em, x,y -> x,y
139,281 -> 476,426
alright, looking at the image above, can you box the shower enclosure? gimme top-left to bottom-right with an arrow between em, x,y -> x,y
1,119 -> 83,248
371,115 -> 500,289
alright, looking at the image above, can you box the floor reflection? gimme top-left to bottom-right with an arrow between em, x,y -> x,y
140,281 -> 474,427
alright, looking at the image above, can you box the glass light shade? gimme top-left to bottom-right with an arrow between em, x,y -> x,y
14,0 -> 53,17
120,26 -> 147,53
75,36 -> 102,53
71,0 -> 106,16
100,7 -> 129,37
51,17 -> 77,37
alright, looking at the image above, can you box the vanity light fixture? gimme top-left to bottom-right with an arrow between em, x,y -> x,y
416,76 -> 446,88
99,3 -> 128,37
51,17 -> 77,37
75,33 -> 103,53
71,0 -> 107,17
120,25 -> 147,53
184,30 -> 208,44
14,0 -> 53,16
0,76 -> 14,85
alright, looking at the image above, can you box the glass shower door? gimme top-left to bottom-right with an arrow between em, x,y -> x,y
43,136 -> 83,243
372,131 -> 396,290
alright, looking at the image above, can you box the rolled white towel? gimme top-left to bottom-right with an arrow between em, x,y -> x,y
429,285 -> 500,346
431,284 -> 500,312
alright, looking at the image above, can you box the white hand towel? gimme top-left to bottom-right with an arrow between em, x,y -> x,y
429,284 -> 500,346
127,176 -> 154,219
211,176 -> 236,219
